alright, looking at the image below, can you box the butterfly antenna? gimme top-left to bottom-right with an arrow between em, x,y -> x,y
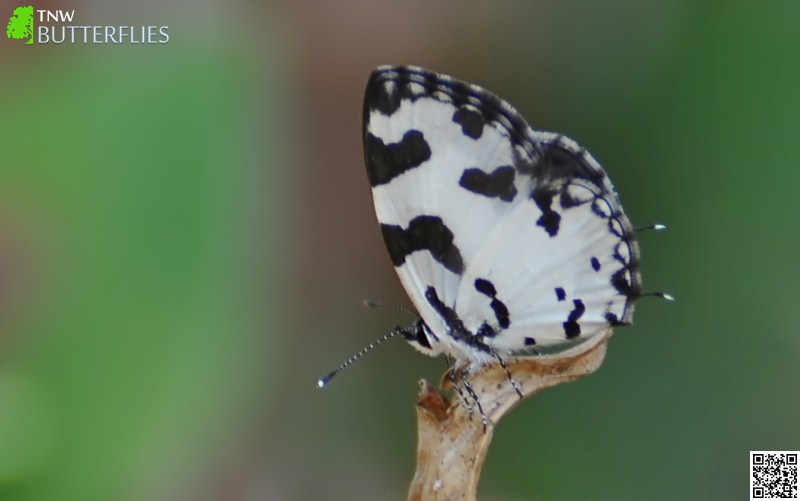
642,291 -> 675,302
363,299 -> 417,318
635,223 -> 667,232
634,226 -> 671,302
316,326 -> 405,389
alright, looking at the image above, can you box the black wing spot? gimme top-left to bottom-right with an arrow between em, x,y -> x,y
474,278 -> 510,329
555,287 -> 566,301
591,257 -> 601,272
424,287 -> 467,335
560,189 -> 580,209
367,79 -> 406,116
531,186 -> 561,237
604,311 -> 622,326
365,130 -> 431,187
474,278 -> 497,296
459,166 -> 517,202
492,300 -> 510,329
524,337 -> 537,346
476,322 -> 496,338
611,268 -> 639,297
563,299 -> 586,339
380,216 -> 464,275
452,107 -> 485,139
533,142 -> 604,184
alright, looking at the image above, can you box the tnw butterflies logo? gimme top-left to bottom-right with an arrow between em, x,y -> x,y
6,5 -> 34,45
3,5 -> 169,45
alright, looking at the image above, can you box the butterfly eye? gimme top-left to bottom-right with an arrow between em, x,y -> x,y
414,323 -> 433,350
402,320 -> 433,350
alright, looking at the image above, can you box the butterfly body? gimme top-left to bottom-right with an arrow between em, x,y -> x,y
363,66 -> 641,370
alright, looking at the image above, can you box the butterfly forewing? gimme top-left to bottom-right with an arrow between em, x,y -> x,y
363,65 -> 640,363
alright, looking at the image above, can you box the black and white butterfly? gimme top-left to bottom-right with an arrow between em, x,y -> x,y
318,65 -> 667,392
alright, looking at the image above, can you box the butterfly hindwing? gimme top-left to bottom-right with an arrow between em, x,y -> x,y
363,65 -> 640,363
456,139 -> 640,353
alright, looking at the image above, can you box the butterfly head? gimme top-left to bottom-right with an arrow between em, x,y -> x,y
402,319 -> 444,357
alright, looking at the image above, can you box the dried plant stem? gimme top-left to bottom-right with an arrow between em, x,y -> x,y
407,332 -> 610,501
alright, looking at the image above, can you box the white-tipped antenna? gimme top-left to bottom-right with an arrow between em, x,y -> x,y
635,223 -> 667,232
363,299 -> 417,318
316,326 -> 405,389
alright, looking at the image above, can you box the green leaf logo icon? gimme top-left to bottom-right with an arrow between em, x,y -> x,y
7,5 -> 34,44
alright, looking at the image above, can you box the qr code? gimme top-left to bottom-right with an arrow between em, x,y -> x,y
751,451 -> 798,500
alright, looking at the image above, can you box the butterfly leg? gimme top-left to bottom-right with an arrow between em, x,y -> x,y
459,372 -> 489,432
446,367 -> 473,417
492,351 -> 523,399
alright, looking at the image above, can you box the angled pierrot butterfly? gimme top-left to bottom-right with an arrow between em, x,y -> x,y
318,65 -> 669,398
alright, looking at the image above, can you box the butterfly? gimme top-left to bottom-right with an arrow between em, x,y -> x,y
318,65 -> 667,395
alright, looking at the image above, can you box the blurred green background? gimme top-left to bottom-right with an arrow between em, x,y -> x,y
0,1 -> 798,500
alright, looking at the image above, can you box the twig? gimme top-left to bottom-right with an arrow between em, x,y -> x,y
407,331 -> 610,501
